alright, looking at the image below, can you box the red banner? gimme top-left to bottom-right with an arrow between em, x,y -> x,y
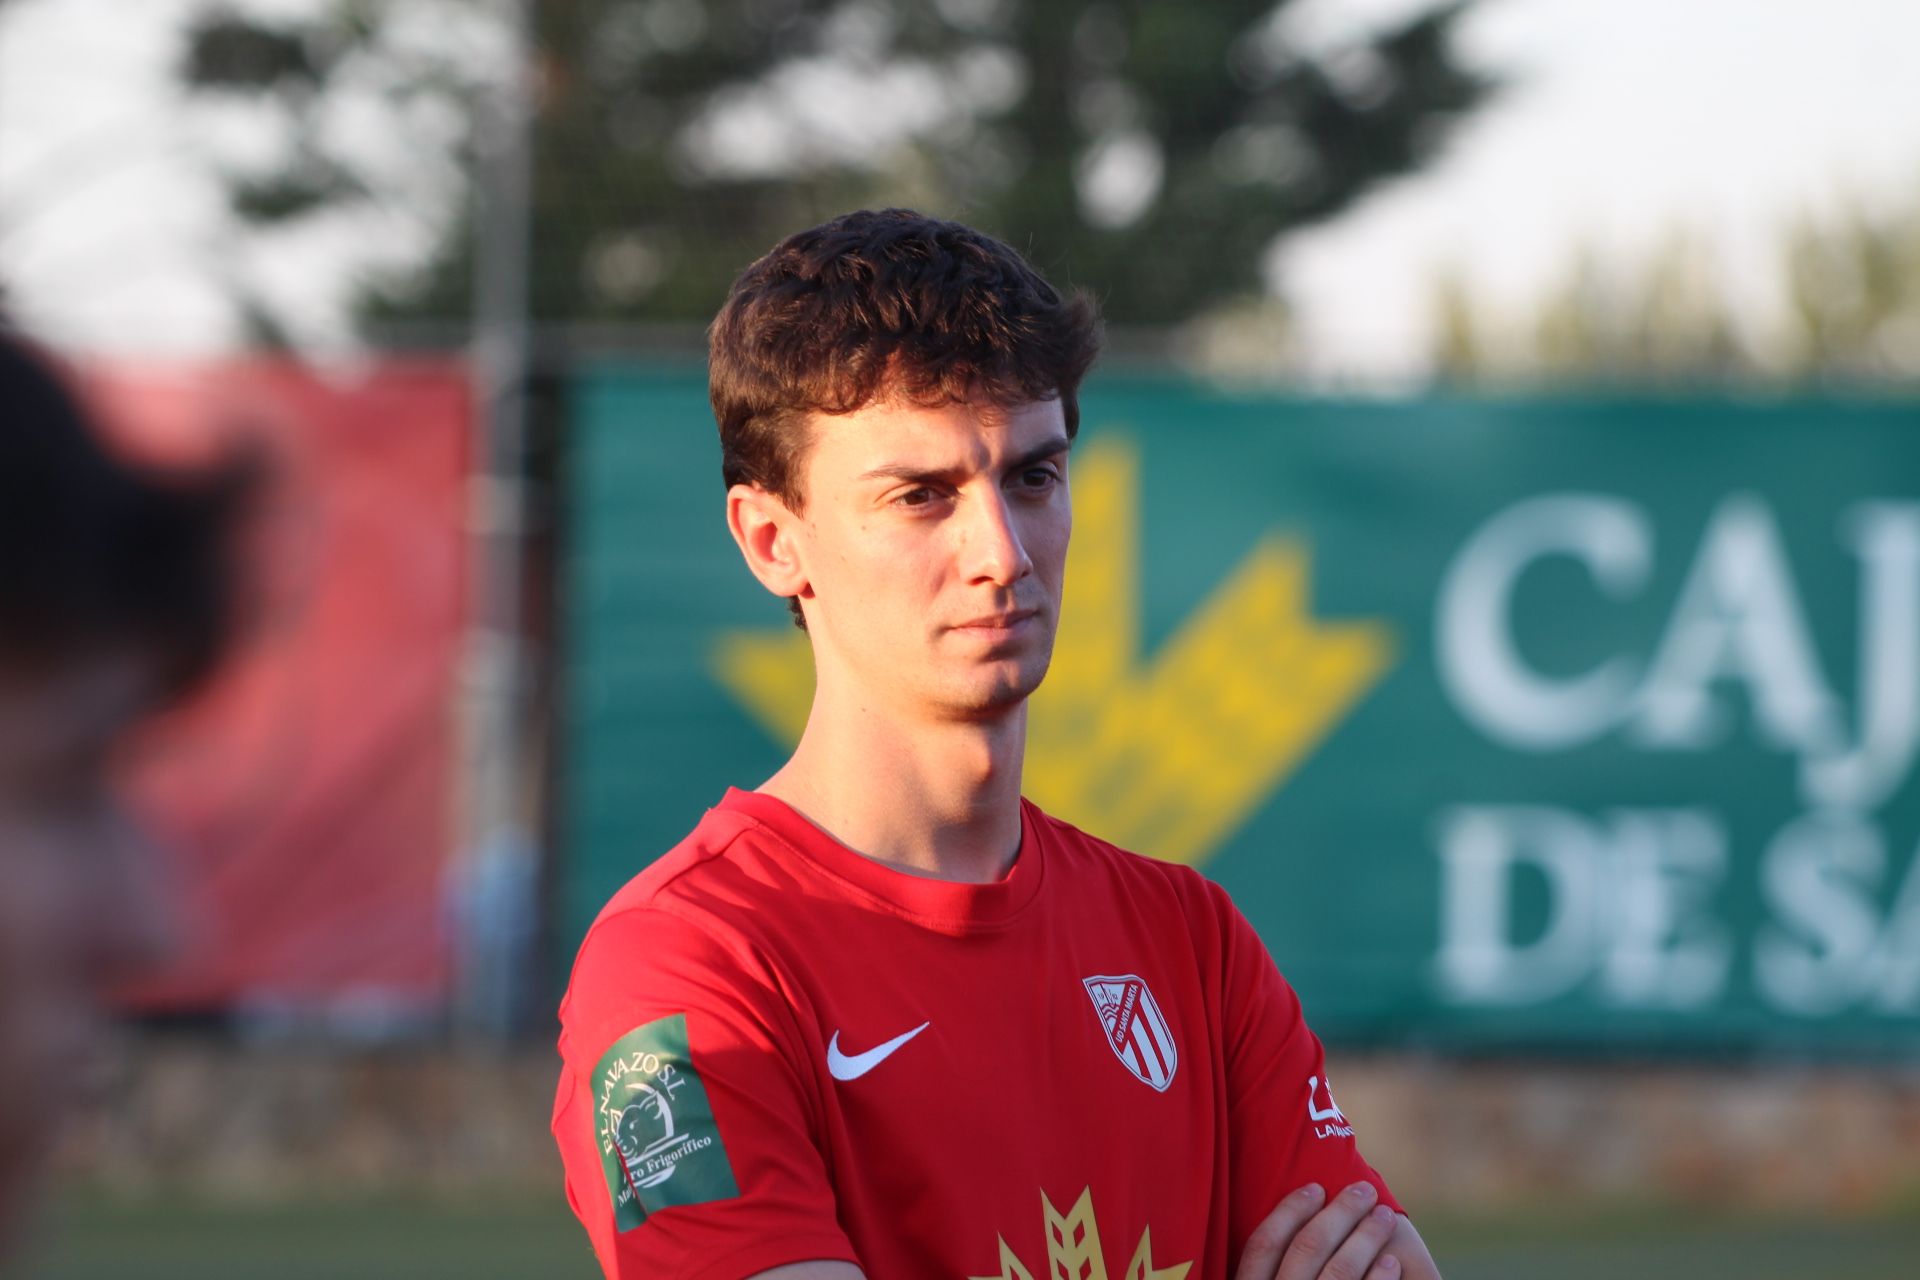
81,360 -> 471,1014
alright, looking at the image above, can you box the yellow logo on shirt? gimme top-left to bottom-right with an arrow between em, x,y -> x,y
969,1186 -> 1192,1280
710,436 -> 1394,868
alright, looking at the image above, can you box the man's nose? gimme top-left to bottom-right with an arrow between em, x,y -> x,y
963,488 -> 1034,586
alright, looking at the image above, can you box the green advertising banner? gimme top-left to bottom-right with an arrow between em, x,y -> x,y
564,366 -> 1920,1055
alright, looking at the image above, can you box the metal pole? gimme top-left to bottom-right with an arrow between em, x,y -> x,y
457,0 -> 536,1042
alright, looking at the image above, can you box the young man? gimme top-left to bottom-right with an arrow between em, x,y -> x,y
0,331 -> 248,1256
552,210 -> 1441,1280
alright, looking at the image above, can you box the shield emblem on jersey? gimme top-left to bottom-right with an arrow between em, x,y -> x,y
1082,974 -> 1179,1092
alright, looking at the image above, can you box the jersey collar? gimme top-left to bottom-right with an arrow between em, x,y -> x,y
716,787 -> 1046,932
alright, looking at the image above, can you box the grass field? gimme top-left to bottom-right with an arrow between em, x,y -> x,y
19,1192 -> 1920,1279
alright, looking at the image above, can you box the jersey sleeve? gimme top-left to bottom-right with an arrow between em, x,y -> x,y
1210,881 -> 1402,1262
551,905 -> 858,1279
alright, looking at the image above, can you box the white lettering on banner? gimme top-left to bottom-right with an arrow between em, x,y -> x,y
1437,804 -> 1920,1017
1435,492 -> 1920,803
1435,807 -> 1600,1005
1431,490 -> 1920,1022
1629,496 -> 1840,756
1801,505 -> 1920,811
1434,806 -> 1732,1009
1874,850 -> 1920,1012
1755,811 -> 1886,1015
1756,812 -> 1920,1015
1437,494 -> 1651,750
1599,809 -> 1731,1006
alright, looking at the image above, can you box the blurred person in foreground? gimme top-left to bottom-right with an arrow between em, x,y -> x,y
552,210 -> 1442,1280
0,330 -> 249,1255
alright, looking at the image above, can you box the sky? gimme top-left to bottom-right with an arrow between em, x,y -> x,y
0,0 -> 235,349
3,0 -> 1919,379
1274,0 -> 1920,381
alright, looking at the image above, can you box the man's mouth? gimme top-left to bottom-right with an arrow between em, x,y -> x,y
954,608 -> 1038,629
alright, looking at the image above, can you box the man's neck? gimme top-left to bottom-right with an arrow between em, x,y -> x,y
756,698 -> 1027,884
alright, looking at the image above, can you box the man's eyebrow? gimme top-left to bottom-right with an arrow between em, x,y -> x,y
858,435 -> 1073,485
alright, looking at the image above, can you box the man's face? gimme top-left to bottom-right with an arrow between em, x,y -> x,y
0,653 -> 172,1242
786,395 -> 1072,723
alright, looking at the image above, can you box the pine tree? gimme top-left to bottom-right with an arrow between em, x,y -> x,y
182,0 -> 1494,340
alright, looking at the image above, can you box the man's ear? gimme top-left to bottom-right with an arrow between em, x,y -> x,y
726,483 -> 810,604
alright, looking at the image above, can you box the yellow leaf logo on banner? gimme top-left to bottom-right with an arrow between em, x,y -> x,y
711,437 -> 1394,867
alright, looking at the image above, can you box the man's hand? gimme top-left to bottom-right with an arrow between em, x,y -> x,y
1234,1181 -> 1441,1280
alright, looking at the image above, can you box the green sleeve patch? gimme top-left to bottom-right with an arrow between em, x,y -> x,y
591,1013 -> 741,1230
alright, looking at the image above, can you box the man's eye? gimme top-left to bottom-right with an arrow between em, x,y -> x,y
896,487 -> 935,507
1018,467 -> 1060,491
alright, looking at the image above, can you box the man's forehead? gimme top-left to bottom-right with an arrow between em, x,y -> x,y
813,396 -> 1069,469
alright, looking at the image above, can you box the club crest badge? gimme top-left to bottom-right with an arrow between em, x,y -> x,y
591,1013 -> 739,1230
1082,973 -> 1179,1092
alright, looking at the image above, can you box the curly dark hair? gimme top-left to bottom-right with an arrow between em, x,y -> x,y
0,332 -> 255,702
709,209 -> 1103,626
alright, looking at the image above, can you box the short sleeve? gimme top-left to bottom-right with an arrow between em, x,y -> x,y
551,907 -> 859,1279
1212,884 -> 1400,1264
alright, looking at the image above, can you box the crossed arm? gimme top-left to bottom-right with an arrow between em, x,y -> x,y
747,1180 -> 1443,1280
1233,1179 -> 1442,1280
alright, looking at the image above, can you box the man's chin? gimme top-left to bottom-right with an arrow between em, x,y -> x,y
938,667 -> 1048,720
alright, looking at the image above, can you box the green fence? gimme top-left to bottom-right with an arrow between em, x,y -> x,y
563,367 -> 1920,1054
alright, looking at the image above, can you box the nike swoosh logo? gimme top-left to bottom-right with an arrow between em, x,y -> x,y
827,1021 -> 930,1081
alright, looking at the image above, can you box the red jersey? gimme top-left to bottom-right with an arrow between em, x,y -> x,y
552,789 -> 1399,1279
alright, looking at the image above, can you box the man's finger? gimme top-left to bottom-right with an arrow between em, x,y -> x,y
1233,1183 -> 1325,1280
1275,1180 -> 1381,1280
1317,1202 -> 1399,1280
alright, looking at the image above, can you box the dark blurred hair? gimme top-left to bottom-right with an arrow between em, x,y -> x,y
0,331 -> 254,703
709,208 -> 1103,626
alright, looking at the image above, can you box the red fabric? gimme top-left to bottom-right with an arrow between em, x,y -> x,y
552,789 -> 1397,1279
83,360 -> 470,1010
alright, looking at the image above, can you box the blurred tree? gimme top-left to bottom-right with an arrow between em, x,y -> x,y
181,0 -> 1493,341
1782,202 -> 1920,381
1429,266 -> 1481,378
1432,197 -> 1920,388
1528,234 -> 1741,385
